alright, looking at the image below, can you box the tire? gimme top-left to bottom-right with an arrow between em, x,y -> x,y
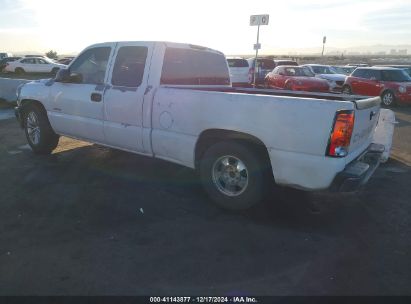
381,90 -> 396,107
285,82 -> 293,90
15,67 -> 25,75
199,141 -> 270,211
23,104 -> 59,154
51,67 -> 60,75
342,85 -> 352,95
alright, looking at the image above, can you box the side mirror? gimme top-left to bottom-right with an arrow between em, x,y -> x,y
69,73 -> 83,84
54,68 -> 83,84
55,68 -> 70,82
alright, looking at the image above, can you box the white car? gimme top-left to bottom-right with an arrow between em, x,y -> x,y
302,64 -> 347,92
227,57 -> 250,86
15,41 -> 385,211
4,57 -> 66,74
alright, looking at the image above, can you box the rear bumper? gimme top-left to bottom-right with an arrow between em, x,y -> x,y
329,143 -> 384,192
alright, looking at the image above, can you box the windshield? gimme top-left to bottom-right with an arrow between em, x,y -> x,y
311,66 -> 335,74
284,67 -> 314,77
381,70 -> 411,82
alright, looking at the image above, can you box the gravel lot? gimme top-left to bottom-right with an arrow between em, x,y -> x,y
0,106 -> 410,296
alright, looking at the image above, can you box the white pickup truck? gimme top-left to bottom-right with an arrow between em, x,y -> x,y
15,41 -> 385,210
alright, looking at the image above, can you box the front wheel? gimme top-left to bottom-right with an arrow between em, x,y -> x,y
200,141 -> 270,210
381,90 -> 396,107
24,104 -> 60,154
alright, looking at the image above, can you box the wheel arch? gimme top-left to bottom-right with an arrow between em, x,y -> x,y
194,129 -> 273,177
20,99 -> 48,126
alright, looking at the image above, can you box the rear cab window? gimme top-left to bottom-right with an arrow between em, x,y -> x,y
227,59 -> 249,68
161,47 -> 230,86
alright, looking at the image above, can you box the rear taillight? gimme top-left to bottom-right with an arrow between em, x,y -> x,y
326,110 -> 355,157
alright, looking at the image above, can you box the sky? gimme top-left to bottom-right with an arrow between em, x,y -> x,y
0,0 -> 410,55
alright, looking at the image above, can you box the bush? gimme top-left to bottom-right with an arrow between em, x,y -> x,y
45,50 -> 58,60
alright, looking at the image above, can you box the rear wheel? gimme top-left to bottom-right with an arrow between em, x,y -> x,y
342,85 -> 352,95
200,141 -> 271,211
285,82 -> 293,90
24,104 -> 59,154
381,90 -> 396,107
15,67 -> 24,75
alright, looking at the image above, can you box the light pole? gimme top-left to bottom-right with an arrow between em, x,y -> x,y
322,36 -> 327,57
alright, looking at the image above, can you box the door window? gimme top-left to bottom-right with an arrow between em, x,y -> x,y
352,69 -> 366,78
70,47 -> 111,84
111,46 -> 148,87
21,58 -> 35,64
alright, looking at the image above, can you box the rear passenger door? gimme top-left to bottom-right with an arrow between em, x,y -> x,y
103,42 -> 154,153
20,58 -> 36,72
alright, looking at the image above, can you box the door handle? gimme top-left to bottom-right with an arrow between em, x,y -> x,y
91,93 -> 102,102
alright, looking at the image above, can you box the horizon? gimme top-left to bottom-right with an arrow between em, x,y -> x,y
1,0 -> 410,55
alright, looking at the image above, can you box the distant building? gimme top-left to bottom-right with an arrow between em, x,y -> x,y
390,49 -> 397,55
398,49 -> 408,55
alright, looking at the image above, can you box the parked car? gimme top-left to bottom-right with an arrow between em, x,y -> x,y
331,66 -> 356,75
274,60 -> 298,67
4,57 -> 67,74
346,63 -> 369,67
265,65 -> 329,92
226,57 -> 250,87
374,65 -> 411,77
0,57 -> 21,72
24,55 -> 47,58
301,64 -> 346,92
246,57 -> 275,85
57,57 -> 75,65
0,52 -> 13,60
342,67 -> 411,107
15,41 -> 384,211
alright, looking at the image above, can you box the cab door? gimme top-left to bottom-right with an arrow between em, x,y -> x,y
354,69 -> 380,96
21,58 -> 36,72
47,44 -> 115,142
103,42 -> 154,153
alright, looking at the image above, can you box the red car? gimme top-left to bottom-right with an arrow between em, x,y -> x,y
265,66 -> 330,92
342,67 -> 411,107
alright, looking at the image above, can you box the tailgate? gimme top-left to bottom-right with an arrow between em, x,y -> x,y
349,97 -> 381,159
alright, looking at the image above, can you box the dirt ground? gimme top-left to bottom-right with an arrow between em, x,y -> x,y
0,108 -> 410,296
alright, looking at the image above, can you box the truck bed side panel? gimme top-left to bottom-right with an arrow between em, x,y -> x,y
151,88 -> 355,189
